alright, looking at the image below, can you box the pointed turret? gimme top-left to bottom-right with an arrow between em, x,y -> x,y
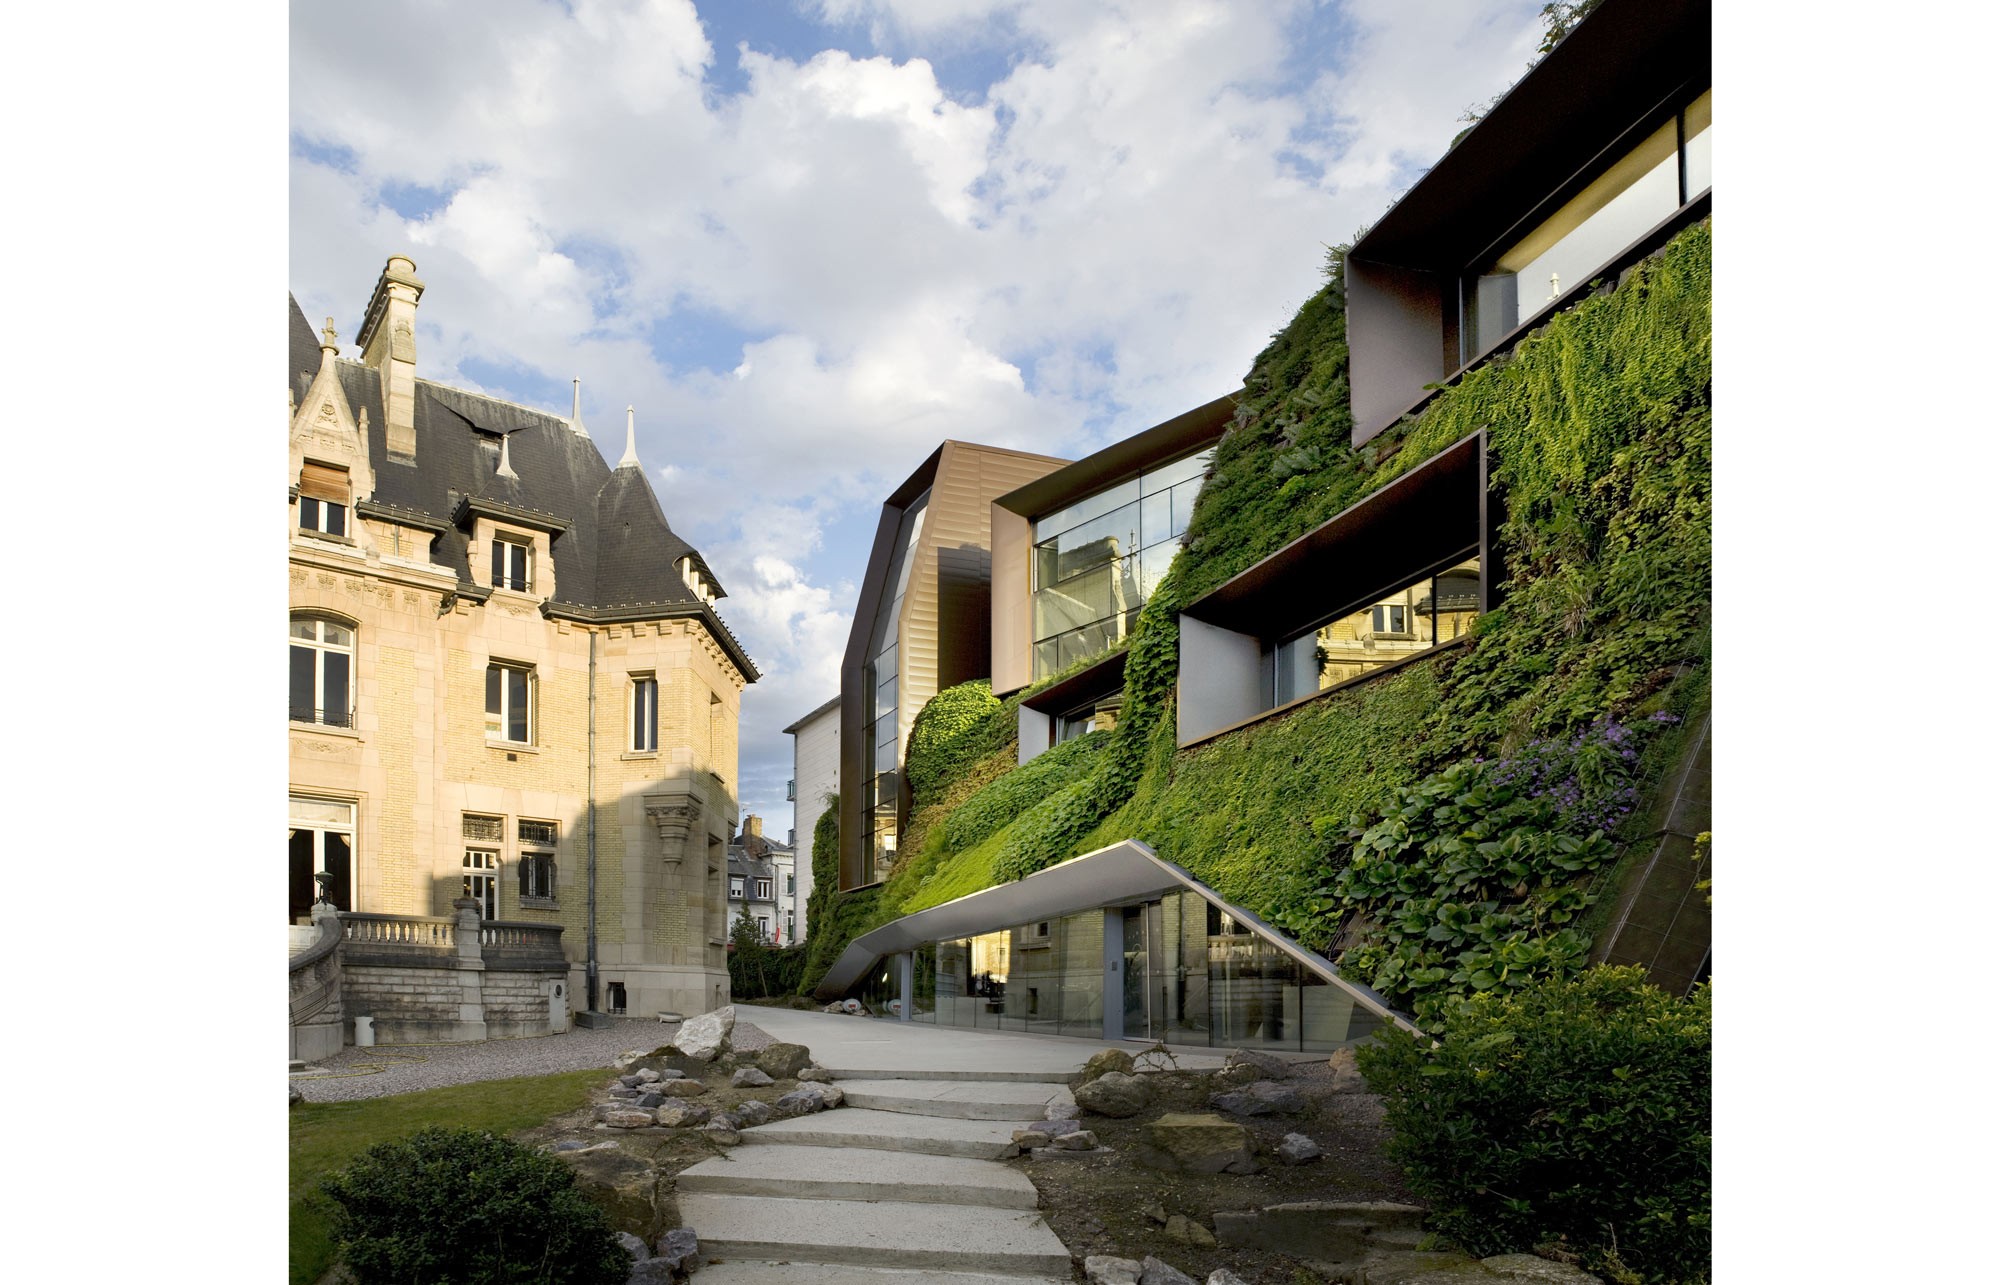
618,405 -> 641,470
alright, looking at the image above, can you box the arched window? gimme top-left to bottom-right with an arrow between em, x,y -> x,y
290,615 -> 354,728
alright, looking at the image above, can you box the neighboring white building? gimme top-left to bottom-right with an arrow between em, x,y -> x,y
727,816 -> 798,944
783,695 -> 840,939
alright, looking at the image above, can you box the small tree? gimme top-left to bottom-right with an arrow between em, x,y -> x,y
320,1127 -> 630,1285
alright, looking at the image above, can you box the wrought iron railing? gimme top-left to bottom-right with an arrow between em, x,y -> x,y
290,704 -> 354,729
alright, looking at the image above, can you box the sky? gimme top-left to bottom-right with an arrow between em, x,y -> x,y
288,0 -> 1556,841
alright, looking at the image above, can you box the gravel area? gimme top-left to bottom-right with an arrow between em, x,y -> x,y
292,1016 -> 774,1103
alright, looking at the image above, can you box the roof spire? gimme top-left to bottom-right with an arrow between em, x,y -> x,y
569,378 -> 590,438
496,431 -> 520,480
320,317 -> 340,352
618,405 -> 641,469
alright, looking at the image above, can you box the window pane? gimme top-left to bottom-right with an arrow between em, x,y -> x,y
1140,489 -> 1171,550
290,619 -> 318,641
324,832 -> 352,912
1170,479 -> 1202,540
323,652 -> 350,727
290,828 -> 316,922
1140,449 -> 1210,495
290,646 -> 317,721
507,668 -> 529,741
486,665 -> 502,716
1033,478 -> 1141,544
491,541 -> 505,586
300,498 -> 320,530
322,623 -> 351,647
326,503 -> 347,537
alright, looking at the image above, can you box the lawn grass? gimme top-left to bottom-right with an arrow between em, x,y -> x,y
289,1067 -> 609,1285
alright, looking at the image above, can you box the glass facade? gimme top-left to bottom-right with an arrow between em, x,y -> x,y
1031,450 -> 1212,678
1465,89 -> 1712,361
860,491 -> 930,874
894,888 -> 1382,1050
1267,554 -> 1480,707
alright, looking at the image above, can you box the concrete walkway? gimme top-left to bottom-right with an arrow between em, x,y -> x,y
738,1005 -> 1231,1079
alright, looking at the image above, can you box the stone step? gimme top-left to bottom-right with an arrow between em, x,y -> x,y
678,1143 -> 1040,1209
837,1078 -> 1076,1121
736,1107 -> 1032,1160
690,1263 -> 1070,1285
678,1193 -> 1072,1275
827,1066 -> 1077,1085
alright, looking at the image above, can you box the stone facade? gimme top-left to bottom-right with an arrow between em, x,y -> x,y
288,258 -> 756,1029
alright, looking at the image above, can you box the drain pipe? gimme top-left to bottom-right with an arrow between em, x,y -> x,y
585,626 -> 600,1016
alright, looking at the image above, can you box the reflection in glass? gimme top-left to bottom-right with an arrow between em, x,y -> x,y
1269,556 -> 1480,707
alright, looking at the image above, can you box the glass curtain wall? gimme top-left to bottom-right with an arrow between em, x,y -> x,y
1465,89 -> 1713,360
860,491 -> 930,874
1031,450 -> 1213,678
1268,554 -> 1480,707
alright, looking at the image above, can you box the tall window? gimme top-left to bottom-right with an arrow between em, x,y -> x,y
518,819 -> 558,902
491,534 -> 531,592
631,675 -> 658,752
290,796 -> 354,922
461,814 -> 502,918
485,662 -> 533,742
755,877 -> 773,900
290,616 -> 353,727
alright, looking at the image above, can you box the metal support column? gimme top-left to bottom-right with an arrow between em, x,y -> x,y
896,951 -> 914,1022
1102,907 -> 1124,1042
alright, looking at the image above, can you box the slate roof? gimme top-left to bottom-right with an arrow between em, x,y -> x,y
289,293 -> 758,680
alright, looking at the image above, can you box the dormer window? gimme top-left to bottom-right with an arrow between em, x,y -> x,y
297,462 -> 351,537
677,556 -> 717,604
492,534 -> 531,592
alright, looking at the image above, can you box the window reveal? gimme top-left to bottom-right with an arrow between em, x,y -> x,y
485,663 -> 533,742
290,617 -> 353,727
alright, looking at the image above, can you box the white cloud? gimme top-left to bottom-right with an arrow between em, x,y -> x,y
291,0 -> 1546,827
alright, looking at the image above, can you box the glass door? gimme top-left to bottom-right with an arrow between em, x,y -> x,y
1122,905 -> 1150,1039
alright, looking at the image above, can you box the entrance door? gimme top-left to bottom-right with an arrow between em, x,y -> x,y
289,796 -> 354,922
463,848 -> 498,919
1122,905 -> 1150,1039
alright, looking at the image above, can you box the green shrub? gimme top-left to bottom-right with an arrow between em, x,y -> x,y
905,680 -> 1003,806
728,907 -> 810,999
319,1126 -> 630,1285
1357,967 -> 1711,1284
939,729 -> 1106,854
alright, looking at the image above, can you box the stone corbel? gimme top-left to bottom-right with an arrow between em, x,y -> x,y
644,794 -> 702,867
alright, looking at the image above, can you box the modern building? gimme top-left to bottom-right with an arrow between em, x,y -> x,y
815,0 -> 1712,1043
288,255 -> 758,1038
837,441 -> 1069,892
783,694 -> 841,938
727,816 -> 798,945
989,393 -> 1235,763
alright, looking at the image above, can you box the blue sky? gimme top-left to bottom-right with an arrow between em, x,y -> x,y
288,0 -> 1551,837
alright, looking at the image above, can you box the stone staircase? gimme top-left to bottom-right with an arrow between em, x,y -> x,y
678,1070 -> 1080,1284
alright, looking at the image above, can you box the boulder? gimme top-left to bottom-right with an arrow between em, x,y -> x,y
1164,1215 -> 1217,1248
702,1123 -> 741,1148
615,1231 -> 649,1262
797,1064 -> 834,1083
600,1110 -> 656,1130
654,1100 -> 711,1128
654,1228 -> 701,1274
1084,1256 -> 1144,1285
1142,1203 -> 1168,1225
1326,1045 -> 1368,1093
1145,1113 -> 1258,1175
1078,1047 -> 1135,1083
618,1074 -> 645,1088
1276,1132 -> 1323,1165
670,1006 -> 735,1061
803,1082 -> 845,1109
1209,1080 -> 1307,1116
615,1049 -> 649,1069
657,1079 -> 706,1098
1207,1273 -> 1252,1285
1013,1128 -> 1053,1149
757,1042 -> 814,1079
1212,1201 -> 1426,1261
635,1091 -> 665,1110
626,1257 -> 680,1283
608,1085 -> 639,1099
1139,1256 -> 1199,1285
1075,1070 -> 1150,1118
733,1100 -> 776,1128
634,1068 -> 663,1084
559,1146 -> 664,1241
732,1067 -> 775,1088
1052,1129 -> 1098,1150
1044,1115 -> 1082,1134
1223,1048 -> 1290,1080
774,1089 -> 824,1117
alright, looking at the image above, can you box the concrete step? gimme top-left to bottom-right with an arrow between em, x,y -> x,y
837,1079 -> 1076,1121
678,1193 -> 1072,1275
736,1107 -> 1031,1160
677,1143 -> 1039,1209
827,1066 -> 1077,1085
690,1263 -> 1070,1285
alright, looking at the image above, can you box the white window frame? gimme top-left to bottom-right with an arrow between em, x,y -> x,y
462,847 -> 499,918
755,914 -> 770,940
291,795 -> 356,916
290,616 -> 355,728
492,533 -> 532,592
754,877 -> 773,901
729,876 -> 745,899
485,661 -> 535,743
631,674 -> 658,752
298,496 -> 349,537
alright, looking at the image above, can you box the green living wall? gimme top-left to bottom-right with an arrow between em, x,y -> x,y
803,223 -> 1712,1014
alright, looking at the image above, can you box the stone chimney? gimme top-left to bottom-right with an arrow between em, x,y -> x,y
355,255 -> 425,461
742,815 -> 762,839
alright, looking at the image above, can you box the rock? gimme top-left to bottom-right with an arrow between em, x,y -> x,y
1084,1255 -> 1145,1285
615,1231 -> 649,1262
1013,1128 -> 1053,1149
618,1074 -> 645,1088
1223,1048 -> 1290,1080
601,1110 -> 656,1130
1350,1250 -> 1494,1283
1143,1202 -> 1168,1225
1139,1256 -> 1200,1285
1211,1062 -> 1261,1088
734,1100 -> 776,1128
1479,1253 -> 1605,1283
1276,1132 -> 1322,1164
1046,1103 -> 1082,1124
1075,1070 -> 1150,1118
732,1067 -> 775,1088
1146,1113 -> 1258,1174
1213,1201 -> 1427,1261
654,1100 -> 711,1128
703,1122 -> 741,1148
774,1089 -> 824,1117
634,1068 -> 663,1084
797,1064 -> 834,1082
656,1068 -> 685,1079
822,1002 -> 845,1013
654,1228 -> 700,1274
559,1146 -> 665,1241
1209,1080 -> 1307,1116
1164,1215 -> 1217,1248
1052,1129 -> 1099,1150
656,1079 -> 706,1098
1078,1047 -> 1135,1082
803,1082 -> 845,1109
670,1005 -> 735,1061
1326,1045 -> 1368,1093
1207,1272 -> 1252,1285
608,1085 -> 640,1099
635,1092 -> 665,1109
290,1083 -> 304,1106
757,1042 -> 814,1079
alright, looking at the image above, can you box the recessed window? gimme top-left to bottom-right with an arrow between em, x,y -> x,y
729,876 -> 745,899
298,462 -> 351,537
290,616 -> 353,728
485,662 -> 534,743
605,981 -> 627,1014
756,914 -> 770,940
290,795 -> 355,923
491,534 -> 531,592
518,819 -> 558,902
1268,556 -> 1481,707
631,675 -> 658,752
755,877 -> 773,900
298,497 -> 348,536
462,847 -> 498,919
786,874 -> 795,896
